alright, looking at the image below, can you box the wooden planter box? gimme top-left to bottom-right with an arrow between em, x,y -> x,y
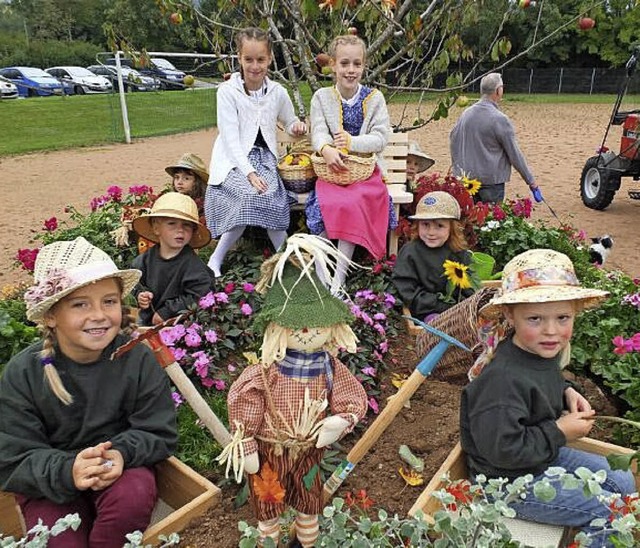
409,437 -> 638,548
0,457 -> 219,546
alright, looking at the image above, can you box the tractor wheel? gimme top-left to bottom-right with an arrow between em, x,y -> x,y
580,156 -> 620,210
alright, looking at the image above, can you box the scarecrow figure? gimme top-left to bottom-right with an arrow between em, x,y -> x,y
217,234 -> 368,547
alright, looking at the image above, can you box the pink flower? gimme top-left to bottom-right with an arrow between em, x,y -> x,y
160,329 -> 176,346
228,363 -> 237,372
379,341 -> 389,353
224,282 -> 235,294
612,336 -> 633,355
368,397 -> 379,414
201,377 -> 215,388
360,312 -> 373,326
185,332 -> 202,348
171,324 -> 186,339
204,329 -> 218,343
171,391 -> 183,407
199,292 -> 215,309
384,293 -> 396,307
492,205 -> 506,221
193,353 -> 210,377
373,313 -> 387,321
128,185 -> 153,196
213,379 -> 226,391
43,217 -> 58,232
171,347 -> 187,361
373,323 -> 385,335
16,248 -> 39,272
362,367 -> 376,377
214,292 -> 229,304
107,185 -> 123,202
89,195 -> 109,211
243,282 -> 255,293
240,303 -> 253,316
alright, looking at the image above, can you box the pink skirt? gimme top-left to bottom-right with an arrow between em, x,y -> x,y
316,166 -> 389,259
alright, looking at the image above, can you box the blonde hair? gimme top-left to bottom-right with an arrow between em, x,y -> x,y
328,35 -> 367,62
235,27 -> 272,55
411,219 -> 469,252
39,279 -> 136,405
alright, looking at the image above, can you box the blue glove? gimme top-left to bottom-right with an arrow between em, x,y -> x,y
531,186 -> 543,203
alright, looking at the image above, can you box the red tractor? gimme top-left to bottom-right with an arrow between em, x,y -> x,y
580,47 -> 640,210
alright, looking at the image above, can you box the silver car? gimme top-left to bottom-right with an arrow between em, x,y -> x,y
87,64 -> 160,92
0,75 -> 18,99
45,66 -> 113,94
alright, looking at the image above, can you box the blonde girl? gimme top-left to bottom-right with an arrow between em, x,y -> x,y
392,191 -> 474,321
205,27 -> 306,277
0,237 -> 177,548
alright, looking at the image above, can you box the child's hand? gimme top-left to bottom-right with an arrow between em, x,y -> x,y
322,146 -> 348,173
248,172 -> 267,193
332,130 -> 350,152
137,291 -> 153,309
291,121 -> 307,135
72,441 -> 113,491
91,448 -> 124,491
556,410 -> 595,441
564,386 -> 592,413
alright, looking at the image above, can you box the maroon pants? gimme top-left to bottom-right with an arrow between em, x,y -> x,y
17,467 -> 157,548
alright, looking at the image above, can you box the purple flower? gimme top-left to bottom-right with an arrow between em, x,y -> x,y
240,303 -> 253,316
213,379 -> 226,391
107,185 -> 123,202
171,391 -> 183,408
228,363 -> 237,372
160,329 -> 176,346
373,313 -> 387,321
384,293 -> 396,307
185,332 -> 202,348
373,323 -> 386,336
204,329 -> 218,343
171,347 -> 187,361
172,324 -> 186,339
362,367 -> 376,377
360,312 -> 373,326
350,305 -> 362,318
243,282 -> 255,293
368,397 -> 379,414
379,341 -> 389,353
214,292 -> 229,304
199,292 -> 215,309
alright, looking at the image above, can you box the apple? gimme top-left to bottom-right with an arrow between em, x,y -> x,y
518,0 -> 534,8
315,53 -> 331,68
223,73 -> 232,81
183,75 -> 195,86
456,95 -> 470,107
347,26 -> 358,35
578,17 -> 595,30
169,12 -> 183,25
321,66 -> 333,76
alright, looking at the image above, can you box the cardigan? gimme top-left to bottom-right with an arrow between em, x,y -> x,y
0,335 -> 177,504
208,73 -> 302,185
449,98 -> 534,188
310,86 -> 389,166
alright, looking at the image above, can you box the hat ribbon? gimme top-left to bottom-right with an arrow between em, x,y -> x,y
150,208 -> 198,223
503,266 -> 579,293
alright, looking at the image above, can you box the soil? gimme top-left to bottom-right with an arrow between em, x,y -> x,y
0,101 -> 635,546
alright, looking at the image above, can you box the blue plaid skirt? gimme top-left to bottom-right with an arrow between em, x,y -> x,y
205,146 -> 290,238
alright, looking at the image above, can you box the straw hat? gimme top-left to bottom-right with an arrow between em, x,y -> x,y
165,153 -> 209,183
132,192 -> 211,249
407,141 -> 435,173
480,249 -> 609,320
409,191 -> 461,221
24,237 -> 141,322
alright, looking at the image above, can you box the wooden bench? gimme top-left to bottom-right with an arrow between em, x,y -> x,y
277,130 -> 413,256
409,438 -> 639,548
0,457 -> 219,546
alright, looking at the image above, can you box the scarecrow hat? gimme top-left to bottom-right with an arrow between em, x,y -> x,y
409,191 -> 461,221
132,192 -> 211,249
24,237 -> 141,322
480,249 -> 609,320
407,141 -> 435,173
165,153 -> 209,183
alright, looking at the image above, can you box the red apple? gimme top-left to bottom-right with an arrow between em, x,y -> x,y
579,17 -> 595,30
347,26 -> 358,35
169,12 -> 183,25
315,53 -> 331,68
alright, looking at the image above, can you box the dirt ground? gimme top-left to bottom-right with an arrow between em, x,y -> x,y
0,101 -> 636,545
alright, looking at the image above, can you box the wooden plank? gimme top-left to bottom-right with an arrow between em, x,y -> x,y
0,490 -> 25,539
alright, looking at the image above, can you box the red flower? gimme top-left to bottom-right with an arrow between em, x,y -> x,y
492,204 -> 506,221
224,282 -> 235,294
16,248 -> 40,272
372,263 -> 383,274
43,217 -> 58,232
445,479 -> 473,511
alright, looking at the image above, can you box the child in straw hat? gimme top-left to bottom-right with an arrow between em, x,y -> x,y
0,237 -> 177,548
217,234 -> 368,547
406,140 -> 435,192
164,152 -> 209,219
392,190 -> 475,322
132,192 -> 215,326
460,249 -> 635,545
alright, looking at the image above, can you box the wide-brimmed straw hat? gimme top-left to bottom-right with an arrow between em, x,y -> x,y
24,237 -> 141,322
165,153 -> 209,183
480,249 -> 609,320
407,141 -> 435,173
132,192 -> 211,249
409,191 -> 461,221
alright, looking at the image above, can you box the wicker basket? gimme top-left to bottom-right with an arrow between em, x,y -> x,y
415,287 -> 498,385
310,152 -> 376,186
278,153 -> 317,193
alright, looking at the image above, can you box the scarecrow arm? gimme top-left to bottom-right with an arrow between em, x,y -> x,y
227,364 -> 266,457
327,360 -> 368,432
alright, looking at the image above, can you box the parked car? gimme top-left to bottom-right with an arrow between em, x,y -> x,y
0,75 -> 19,99
105,57 -> 186,90
45,66 -> 113,94
87,64 -> 160,93
0,66 -> 64,97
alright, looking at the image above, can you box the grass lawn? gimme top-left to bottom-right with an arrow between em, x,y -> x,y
1,89 -> 636,156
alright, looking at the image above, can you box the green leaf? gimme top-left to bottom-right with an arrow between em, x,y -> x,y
234,481 -> 249,508
303,463 -> 319,490
607,452 -> 637,471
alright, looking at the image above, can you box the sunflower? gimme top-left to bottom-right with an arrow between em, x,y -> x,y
461,176 -> 482,196
443,259 -> 472,289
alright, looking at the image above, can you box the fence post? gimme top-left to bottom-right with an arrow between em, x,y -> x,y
558,67 -> 563,94
528,68 -> 533,94
589,68 -> 596,95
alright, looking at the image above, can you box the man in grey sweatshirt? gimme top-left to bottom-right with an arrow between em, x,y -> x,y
450,72 -> 542,204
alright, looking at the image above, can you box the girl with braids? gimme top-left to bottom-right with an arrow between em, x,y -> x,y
0,237 -> 177,548
205,26 -> 306,277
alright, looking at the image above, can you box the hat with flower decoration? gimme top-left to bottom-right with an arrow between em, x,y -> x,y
480,248 -> 609,320
253,234 -> 356,332
409,191 -> 461,221
24,237 -> 141,322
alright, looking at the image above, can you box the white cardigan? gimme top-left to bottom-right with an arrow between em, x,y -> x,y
208,73 -> 301,186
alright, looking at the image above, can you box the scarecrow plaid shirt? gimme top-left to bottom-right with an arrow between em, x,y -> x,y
228,354 -> 368,456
